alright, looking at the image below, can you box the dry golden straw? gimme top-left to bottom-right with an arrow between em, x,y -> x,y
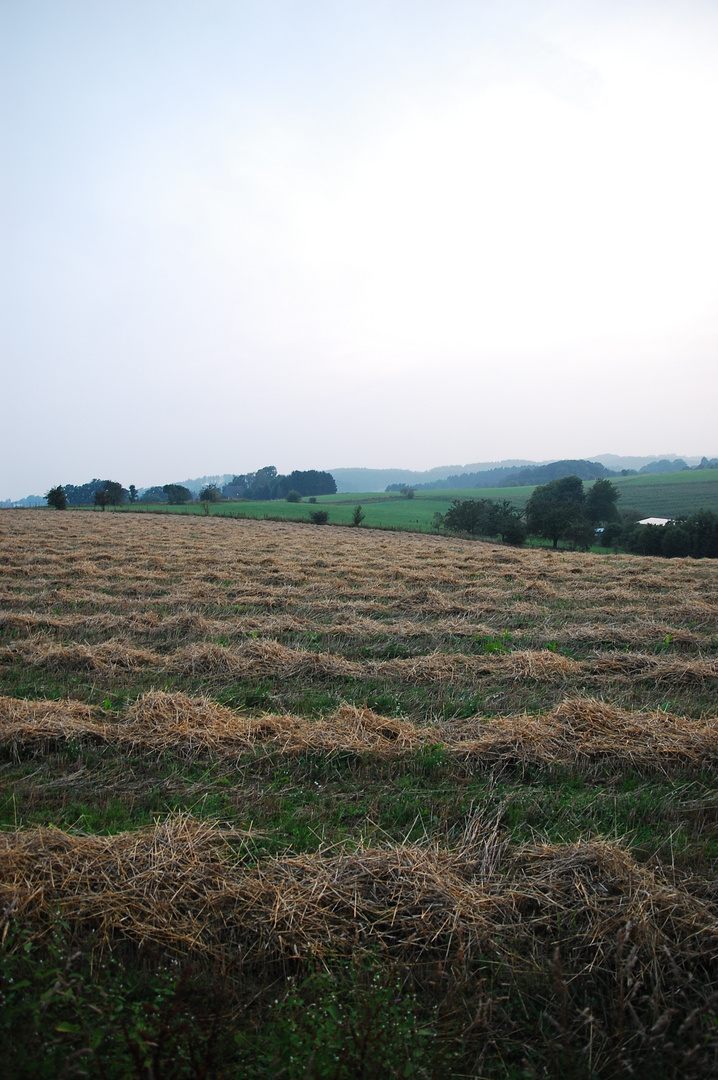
1,815 -> 716,998
3,692 -> 718,767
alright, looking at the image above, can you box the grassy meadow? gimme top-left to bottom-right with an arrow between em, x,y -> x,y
114,467 -> 718,533
2,508 -> 718,1077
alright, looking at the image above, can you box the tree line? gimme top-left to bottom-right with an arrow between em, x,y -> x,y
45,467 -> 336,510
46,480 -> 135,510
439,475 -> 718,558
607,512 -> 718,559
222,467 -> 336,500
439,477 -> 619,548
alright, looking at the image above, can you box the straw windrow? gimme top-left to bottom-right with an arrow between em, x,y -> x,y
3,692 -> 718,767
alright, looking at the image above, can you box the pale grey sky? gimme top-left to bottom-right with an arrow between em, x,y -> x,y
2,1 -> 717,499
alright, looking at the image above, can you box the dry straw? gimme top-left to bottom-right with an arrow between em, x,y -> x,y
1,815 -> 717,1003
3,692 -> 718,767
0,638 -> 160,672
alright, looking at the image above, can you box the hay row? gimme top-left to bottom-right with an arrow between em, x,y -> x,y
1,609 -> 706,651
4,578 -> 714,623
2,816 -> 717,994
4,692 -> 718,766
3,636 -> 718,686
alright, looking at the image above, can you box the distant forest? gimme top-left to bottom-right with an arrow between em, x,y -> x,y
31,467 -> 338,508
222,467 -> 336,500
389,457 -> 718,492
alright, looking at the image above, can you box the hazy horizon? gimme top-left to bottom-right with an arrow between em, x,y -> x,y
4,451 -> 714,503
2,1 -> 718,501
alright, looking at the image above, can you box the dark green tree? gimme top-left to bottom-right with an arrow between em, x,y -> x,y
94,488 -> 110,510
199,485 -> 222,502
351,504 -> 365,526
443,498 -> 494,536
250,466 -> 279,500
139,486 -> 168,503
45,486 -> 67,510
586,478 -> 620,525
285,490 -> 302,503
525,475 -> 587,549
489,500 -> 526,545
128,485 -> 138,504
103,481 -> 126,506
163,484 -> 192,505
286,470 -> 336,497
64,478 -> 125,506
63,479 -> 107,506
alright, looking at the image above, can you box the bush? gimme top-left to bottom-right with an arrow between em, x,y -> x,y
198,485 -> 222,503
286,490 -> 302,503
309,509 -> 329,525
499,514 -> 527,546
598,522 -> 623,547
491,500 -> 526,545
621,512 -> 718,559
245,960 -> 441,1078
443,498 -> 494,536
308,496 -> 317,504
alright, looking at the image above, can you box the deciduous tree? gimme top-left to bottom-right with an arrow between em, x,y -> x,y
586,478 -> 620,525
163,484 -> 192,505
45,486 -> 67,510
525,476 -> 587,549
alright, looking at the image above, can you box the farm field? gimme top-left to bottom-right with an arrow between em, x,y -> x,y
2,509 -> 718,1077
124,491 -> 460,531
115,468 -> 718,533
608,468 -> 718,517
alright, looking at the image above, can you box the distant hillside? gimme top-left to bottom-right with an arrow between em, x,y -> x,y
415,459 -> 615,491
5,455 -> 716,507
165,474 -> 235,496
0,494 -> 44,508
330,461 -> 537,494
591,453 -> 704,471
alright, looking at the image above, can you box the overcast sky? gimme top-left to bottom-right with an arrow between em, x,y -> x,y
2,0 -> 718,498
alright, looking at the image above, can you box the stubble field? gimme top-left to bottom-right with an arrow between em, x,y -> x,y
2,510 -> 718,1078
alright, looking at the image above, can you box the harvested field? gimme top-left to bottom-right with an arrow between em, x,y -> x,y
2,814 -> 716,983
2,509 -> 718,1077
4,692 -> 718,769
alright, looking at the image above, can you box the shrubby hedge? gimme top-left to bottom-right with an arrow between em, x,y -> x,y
606,510 -> 718,558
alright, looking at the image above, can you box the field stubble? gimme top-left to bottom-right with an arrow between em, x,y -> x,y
2,510 -> 718,1077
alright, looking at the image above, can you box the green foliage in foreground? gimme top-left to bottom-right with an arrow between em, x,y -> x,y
1,936 -> 446,1079
4,879 -> 718,1078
